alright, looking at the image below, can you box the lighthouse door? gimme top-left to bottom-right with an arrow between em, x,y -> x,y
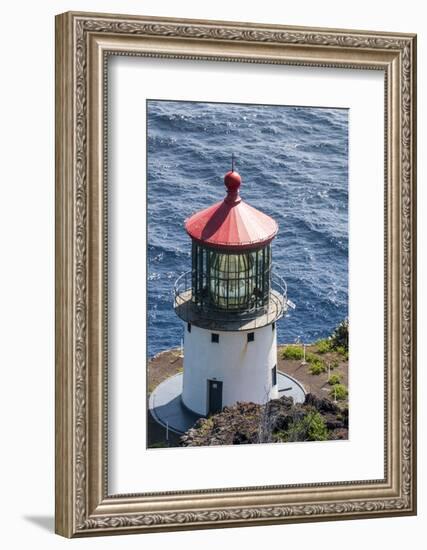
207,380 -> 223,415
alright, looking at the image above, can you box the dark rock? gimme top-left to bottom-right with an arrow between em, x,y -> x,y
329,428 -> 349,440
326,419 -> 345,430
233,432 -> 250,444
304,393 -> 340,414
180,393 -> 348,447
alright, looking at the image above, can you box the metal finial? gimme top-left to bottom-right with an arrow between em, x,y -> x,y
231,153 -> 235,172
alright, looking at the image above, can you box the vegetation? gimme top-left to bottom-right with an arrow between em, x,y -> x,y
329,383 -> 348,401
315,338 -> 331,354
285,410 -> 328,442
328,374 -> 342,386
277,320 -> 349,406
309,359 -> 326,375
281,319 -> 349,365
281,345 -> 304,360
334,346 -> 349,360
330,319 -> 349,352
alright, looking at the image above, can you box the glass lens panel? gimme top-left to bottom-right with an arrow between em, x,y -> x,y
209,251 -> 256,309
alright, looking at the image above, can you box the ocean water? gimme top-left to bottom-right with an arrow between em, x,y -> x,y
147,100 -> 348,358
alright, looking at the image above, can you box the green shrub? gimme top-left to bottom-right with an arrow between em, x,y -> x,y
309,359 -> 326,375
316,338 -> 331,354
274,430 -> 287,443
306,352 -> 319,363
328,374 -> 342,386
286,411 -> 328,442
331,360 -> 339,370
335,346 -> 348,359
330,319 -> 349,352
330,383 -> 348,401
281,345 -> 304,360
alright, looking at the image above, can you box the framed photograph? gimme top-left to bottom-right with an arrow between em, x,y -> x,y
55,11 -> 417,537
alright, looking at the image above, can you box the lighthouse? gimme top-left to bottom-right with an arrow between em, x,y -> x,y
173,162 -> 295,418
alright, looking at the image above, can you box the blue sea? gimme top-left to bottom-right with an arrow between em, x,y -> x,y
147,100 -> 348,358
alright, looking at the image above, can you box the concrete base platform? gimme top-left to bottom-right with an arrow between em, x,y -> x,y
149,371 -> 306,435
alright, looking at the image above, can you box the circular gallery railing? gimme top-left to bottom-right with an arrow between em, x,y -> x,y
173,270 -> 294,332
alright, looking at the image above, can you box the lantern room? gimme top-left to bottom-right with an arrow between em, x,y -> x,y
176,167 -> 286,329
190,243 -> 272,312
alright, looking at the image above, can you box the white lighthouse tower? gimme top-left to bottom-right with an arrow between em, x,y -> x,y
173,163 -> 294,417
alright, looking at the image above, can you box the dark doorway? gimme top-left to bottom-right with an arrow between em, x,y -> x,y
272,364 -> 277,387
207,380 -> 223,415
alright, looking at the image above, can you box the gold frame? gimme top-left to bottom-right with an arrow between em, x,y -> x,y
55,11 -> 417,538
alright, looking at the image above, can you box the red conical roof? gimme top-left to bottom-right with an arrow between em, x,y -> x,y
184,170 -> 278,250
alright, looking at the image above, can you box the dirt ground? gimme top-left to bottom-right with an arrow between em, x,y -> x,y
148,347 -> 183,393
277,344 -> 349,406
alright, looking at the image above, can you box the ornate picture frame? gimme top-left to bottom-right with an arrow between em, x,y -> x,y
55,11 -> 417,537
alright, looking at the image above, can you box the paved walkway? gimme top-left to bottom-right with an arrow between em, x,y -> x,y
149,372 -> 306,435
